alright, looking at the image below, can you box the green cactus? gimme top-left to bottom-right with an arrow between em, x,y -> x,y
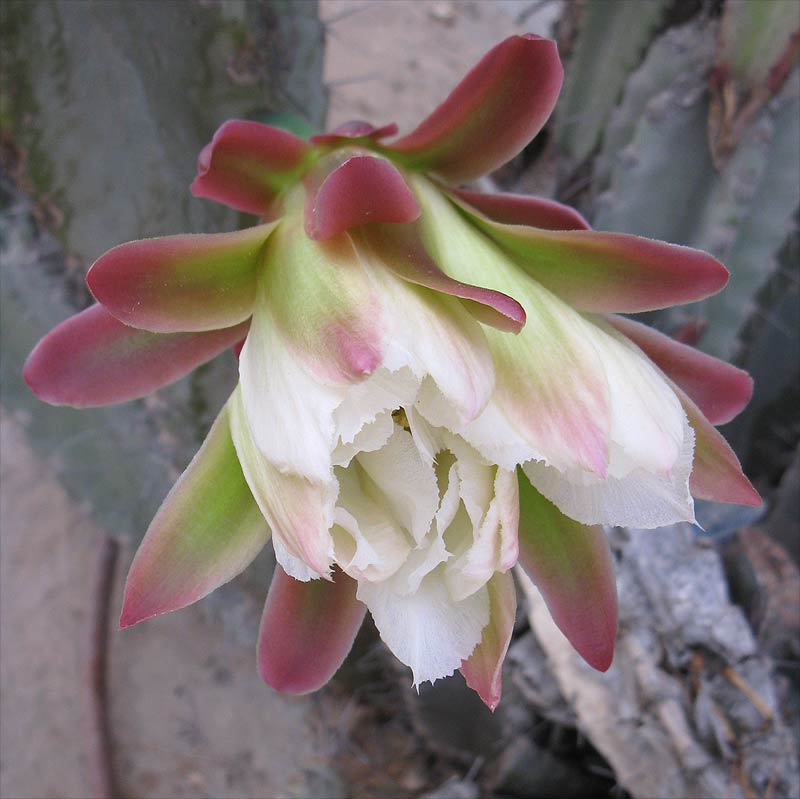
0,0 -> 327,543
554,0 -> 671,171
590,18 -> 799,364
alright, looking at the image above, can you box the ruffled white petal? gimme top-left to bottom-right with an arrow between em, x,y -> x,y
358,239 -> 496,425
494,468 -> 520,570
407,405 -> 444,467
334,365 -> 418,446
443,461 -> 519,602
332,463 -> 411,582
332,410 -> 395,467
524,415 -> 695,528
522,322 -> 695,528
357,566 -> 490,687
455,399 -> 542,472
595,322 -> 685,479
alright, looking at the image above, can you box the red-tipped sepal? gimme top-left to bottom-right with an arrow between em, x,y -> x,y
24,304 -> 249,408
87,223 -> 276,333
358,222 -> 526,333
516,470 -> 618,671
310,121 -> 398,146
607,314 -> 753,425
389,35 -> 563,182
304,155 -> 420,240
459,201 -> 730,313
674,385 -> 762,507
120,402 -> 269,628
190,119 -> 311,216
450,187 -> 590,231
258,566 -> 366,694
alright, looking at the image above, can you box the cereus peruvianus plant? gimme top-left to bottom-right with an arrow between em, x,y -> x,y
24,35 -> 760,709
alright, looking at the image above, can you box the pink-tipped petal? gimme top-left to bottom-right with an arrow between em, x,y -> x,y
190,119 -> 310,216
358,222 -> 526,333
608,315 -> 753,425
23,304 -> 249,408
460,570 -> 516,711
305,155 -> 420,240
258,566 -> 366,694
389,35 -> 563,181
120,403 -> 269,628
516,471 -> 618,672
674,385 -> 762,507
87,222 -> 276,333
457,198 -> 730,312
450,187 -> 590,231
229,386 -> 336,576
254,214 -> 385,390
310,121 -> 399,145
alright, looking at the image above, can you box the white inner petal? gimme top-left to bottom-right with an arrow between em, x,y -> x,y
229,387 -> 337,580
357,565 -> 490,688
334,365 -> 418,445
361,250 -> 496,425
332,463 -> 411,582
356,427 -> 440,545
333,410 -> 395,467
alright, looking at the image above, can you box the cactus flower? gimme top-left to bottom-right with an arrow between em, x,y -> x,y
24,35 -> 759,709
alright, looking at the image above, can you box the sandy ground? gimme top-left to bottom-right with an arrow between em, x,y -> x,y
0,410 -> 336,799
322,0 -> 559,132
0,2 -> 560,796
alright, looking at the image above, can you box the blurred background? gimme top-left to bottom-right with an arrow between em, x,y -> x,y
1,1 -> 798,797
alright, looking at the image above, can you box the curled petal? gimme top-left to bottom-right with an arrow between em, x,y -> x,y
258,566 -> 366,694
607,314 -> 753,425
450,187 -> 590,231
516,471 -> 617,671
229,386 -> 336,578
358,222 -> 526,333
523,418 -> 696,530
354,426 -> 440,546
87,223 -> 277,333
334,459 -> 412,583
310,121 -> 399,145
24,304 -> 248,408
368,268 -> 496,426
390,35 -> 563,181
453,194 -> 729,313
443,444 -> 520,601
305,155 -> 420,240
460,570 -> 517,711
120,403 -> 269,627
674,384 -> 761,507
190,119 -> 310,216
